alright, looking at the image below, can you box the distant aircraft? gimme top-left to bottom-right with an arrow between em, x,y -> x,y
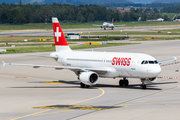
3,17 -> 177,89
93,19 -> 125,30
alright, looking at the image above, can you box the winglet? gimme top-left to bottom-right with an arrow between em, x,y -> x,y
174,56 -> 177,61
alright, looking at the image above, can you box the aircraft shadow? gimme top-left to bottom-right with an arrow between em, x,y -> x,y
11,80 -> 178,90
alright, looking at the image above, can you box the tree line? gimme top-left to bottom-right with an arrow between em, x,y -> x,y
160,5 -> 180,13
0,3 -> 171,24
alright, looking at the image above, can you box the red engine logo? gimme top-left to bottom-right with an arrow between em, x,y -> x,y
112,57 -> 131,66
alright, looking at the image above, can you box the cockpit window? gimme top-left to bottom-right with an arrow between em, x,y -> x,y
154,60 -> 158,64
144,61 -> 148,64
141,60 -> 158,64
149,61 -> 154,64
141,61 -> 144,64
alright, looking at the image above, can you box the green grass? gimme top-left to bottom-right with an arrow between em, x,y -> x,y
161,13 -> 177,20
0,43 -> 53,47
0,43 -> 139,54
68,37 -> 125,41
153,28 -> 180,32
1,21 -> 180,31
0,36 -> 54,42
134,37 -> 180,41
82,31 -> 180,35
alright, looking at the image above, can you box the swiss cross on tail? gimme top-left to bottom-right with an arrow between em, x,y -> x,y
55,27 -> 61,42
52,17 -> 68,46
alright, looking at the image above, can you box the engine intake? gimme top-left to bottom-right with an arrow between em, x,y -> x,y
79,72 -> 99,85
141,77 -> 157,84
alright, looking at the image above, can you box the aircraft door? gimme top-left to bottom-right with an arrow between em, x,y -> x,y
101,58 -> 106,67
130,56 -> 141,77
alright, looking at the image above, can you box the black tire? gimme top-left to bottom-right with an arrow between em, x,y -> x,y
80,83 -> 90,88
140,85 -> 146,89
104,27 -> 106,30
80,82 -> 86,88
124,80 -> 129,86
119,80 -> 123,86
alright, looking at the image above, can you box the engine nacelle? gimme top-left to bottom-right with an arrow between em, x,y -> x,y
140,77 -> 157,84
79,72 -> 99,86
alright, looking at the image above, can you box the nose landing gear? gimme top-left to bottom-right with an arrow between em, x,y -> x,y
140,79 -> 147,89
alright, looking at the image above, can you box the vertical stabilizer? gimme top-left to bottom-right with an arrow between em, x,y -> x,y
52,17 -> 71,52
112,18 -> 114,24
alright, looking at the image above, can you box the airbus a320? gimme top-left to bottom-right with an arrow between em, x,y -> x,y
3,17 -> 177,89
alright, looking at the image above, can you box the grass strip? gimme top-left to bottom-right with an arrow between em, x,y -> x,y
0,43 -> 139,54
0,21 -> 180,31
0,43 -> 53,47
82,31 -> 180,35
134,37 -> 180,41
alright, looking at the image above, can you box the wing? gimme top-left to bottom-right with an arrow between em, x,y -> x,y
93,24 -> 102,26
158,56 -> 177,64
2,61 -> 108,74
114,24 -> 126,27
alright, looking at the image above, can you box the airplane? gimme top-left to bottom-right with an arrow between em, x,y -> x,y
93,19 -> 125,30
2,17 -> 177,89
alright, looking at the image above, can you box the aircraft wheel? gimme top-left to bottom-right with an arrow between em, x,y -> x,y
119,80 -> 123,86
104,27 -> 106,30
80,82 -> 86,88
80,82 -> 90,88
111,27 -> 114,30
124,80 -> 129,86
140,84 -> 146,89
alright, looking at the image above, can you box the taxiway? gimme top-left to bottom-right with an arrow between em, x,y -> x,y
0,40 -> 180,120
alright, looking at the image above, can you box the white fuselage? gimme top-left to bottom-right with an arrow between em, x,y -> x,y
103,22 -> 114,28
52,50 -> 161,79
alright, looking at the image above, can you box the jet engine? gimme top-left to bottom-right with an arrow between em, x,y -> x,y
79,72 -> 99,85
140,77 -> 157,84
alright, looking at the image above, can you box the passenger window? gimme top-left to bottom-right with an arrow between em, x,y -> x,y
141,61 -> 144,64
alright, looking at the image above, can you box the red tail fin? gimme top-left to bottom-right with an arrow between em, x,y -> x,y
112,18 -> 114,24
52,17 -> 68,46
52,17 -> 71,52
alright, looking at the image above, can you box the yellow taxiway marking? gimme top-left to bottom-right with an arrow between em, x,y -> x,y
11,109 -> 50,120
0,73 -> 56,82
32,110 -> 74,116
163,91 -> 180,94
11,87 -> 105,120
33,104 -> 123,111
42,82 -> 62,84
70,87 -> 105,105
13,76 -> 30,78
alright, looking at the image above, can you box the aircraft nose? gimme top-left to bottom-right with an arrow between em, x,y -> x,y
153,65 -> 162,76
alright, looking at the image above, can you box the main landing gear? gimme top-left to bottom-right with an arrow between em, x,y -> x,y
80,82 -> 90,88
119,77 -> 129,86
77,76 -> 90,88
140,80 -> 146,89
